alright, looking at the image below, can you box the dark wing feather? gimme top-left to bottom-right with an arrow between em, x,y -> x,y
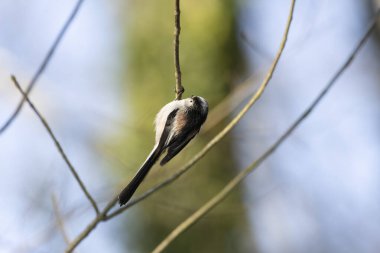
118,108 -> 179,206
159,129 -> 199,166
159,105 -> 207,166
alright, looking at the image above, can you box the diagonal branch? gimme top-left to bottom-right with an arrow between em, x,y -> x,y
107,0 -> 296,219
0,0 -> 84,135
10,75 -> 99,214
202,73 -> 258,133
64,196 -> 118,252
151,9 -> 380,253
174,0 -> 184,100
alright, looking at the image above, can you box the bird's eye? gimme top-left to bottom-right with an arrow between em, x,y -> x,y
190,100 -> 193,103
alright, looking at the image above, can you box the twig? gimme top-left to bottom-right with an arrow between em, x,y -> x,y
107,0 -> 296,220
51,195 -> 71,245
151,8 -> 380,253
0,0 -> 84,135
64,197 -> 118,252
10,76 -> 99,215
202,31 -> 275,133
202,25 -> 292,133
65,215 -> 102,253
65,0 -> 296,249
202,74 -> 258,133
240,32 -> 273,61
174,0 -> 184,100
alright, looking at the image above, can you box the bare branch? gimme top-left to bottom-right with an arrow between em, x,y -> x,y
64,196 -> 118,253
151,8 -> 380,253
0,0 -> 84,135
10,76 -> 99,214
202,74 -> 258,133
65,215 -> 102,253
174,0 -> 184,100
51,195 -> 71,245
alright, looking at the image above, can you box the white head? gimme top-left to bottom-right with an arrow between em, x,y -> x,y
183,96 -> 208,113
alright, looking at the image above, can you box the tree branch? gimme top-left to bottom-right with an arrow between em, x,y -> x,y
10,76 -> 99,215
64,196 -> 118,252
0,0 -> 84,135
52,194 -> 71,245
151,8 -> 380,253
174,0 -> 184,100
202,73 -> 258,133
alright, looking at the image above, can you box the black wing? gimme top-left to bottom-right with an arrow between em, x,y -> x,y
159,105 -> 206,166
159,128 -> 199,166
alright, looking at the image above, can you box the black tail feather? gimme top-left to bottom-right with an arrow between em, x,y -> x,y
118,148 -> 161,206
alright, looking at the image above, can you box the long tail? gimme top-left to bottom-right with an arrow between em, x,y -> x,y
118,147 -> 162,206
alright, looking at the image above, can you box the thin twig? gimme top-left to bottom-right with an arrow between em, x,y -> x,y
107,0 -> 296,219
202,74 -> 258,133
151,9 -> 380,253
174,0 -> 184,100
240,32 -> 273,61
202,32 -> 274,133
0,0 -> 84,135
64,196 -> 118,252
51,194 -> 71,245
65,215 -> 102,253
10,76 -> 99,215
65,0 -> 296,249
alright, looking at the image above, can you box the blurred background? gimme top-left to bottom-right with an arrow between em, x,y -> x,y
1,0 -> 380,252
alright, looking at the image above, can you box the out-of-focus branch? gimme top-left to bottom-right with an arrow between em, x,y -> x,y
203,32 -> 273,133
174,0 -> 184,100
64,196 -> 118,253
0,0 -> 84,135
107,0 -> 296,220
202,74 -> 257,133
10,76 -> 99,215
151,9 -> 380,253
240,31 -> 274,61
203,28 -> 282,133
52,195 -> 71,245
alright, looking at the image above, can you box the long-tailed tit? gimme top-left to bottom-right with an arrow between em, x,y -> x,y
118,96 -> 208,206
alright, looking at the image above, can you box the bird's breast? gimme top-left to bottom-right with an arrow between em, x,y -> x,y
172,109 -> 188,135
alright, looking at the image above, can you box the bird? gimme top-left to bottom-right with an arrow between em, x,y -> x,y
118,95 -> 208,206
